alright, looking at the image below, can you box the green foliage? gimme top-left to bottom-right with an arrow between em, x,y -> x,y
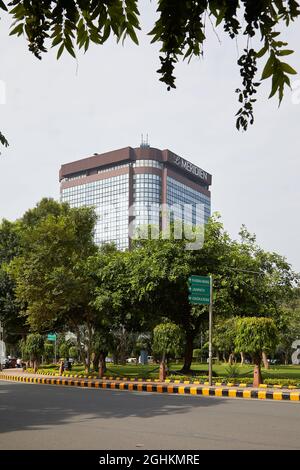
235,317 -> 279,358
9,198 -> 97,331
69,346 -> 78,359
152,322 -> 183,360
192,349 -> 202,360
59,342 -> 69,358
0,0 -> 297,140
225,363 -> 241,379
25,333 -> 44,360
0,131 -> 9,149
213,317 -> 237,356
8,0 -> 140,60
0,219 -> 27,347
44,342 -> 54,362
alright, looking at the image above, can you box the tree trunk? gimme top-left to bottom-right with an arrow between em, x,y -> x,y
284,352 -> 288,365
228,353 -> 234,365
85,322 -> 94,374
159,353 -> 166,381
240,351 -> 245,365
262,351 -> 269,369
222,353 -> 227,363
59,360 -> 64,375
98,352 -> 107,378
93,352 -> 100,372
159,361 -> 166,381
253,354 -> 263,387
181,330 -> 194,373
33,360 -> 37,374
85,355 -> 90,374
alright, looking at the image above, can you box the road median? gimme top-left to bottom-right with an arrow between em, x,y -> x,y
1,370 -> 299,402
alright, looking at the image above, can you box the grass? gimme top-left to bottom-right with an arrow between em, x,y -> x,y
37,362 -> 300,381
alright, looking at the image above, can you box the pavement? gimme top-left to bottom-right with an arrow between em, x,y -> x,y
0,380 -> 300,449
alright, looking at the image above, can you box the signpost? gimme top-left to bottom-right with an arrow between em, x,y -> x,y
47,333 -> 57,364
188,275 -> 213,386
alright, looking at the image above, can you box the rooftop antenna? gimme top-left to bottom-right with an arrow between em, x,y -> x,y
140,133 -> 150,149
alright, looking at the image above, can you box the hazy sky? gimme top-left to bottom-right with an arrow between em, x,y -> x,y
1,2 -> 299,271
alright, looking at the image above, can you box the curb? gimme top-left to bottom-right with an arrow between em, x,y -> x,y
21,371 -> 300,390
1,373 -> 299,402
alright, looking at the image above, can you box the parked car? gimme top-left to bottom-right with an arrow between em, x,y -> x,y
126,357 -> 137,364
1,357 -> 16,368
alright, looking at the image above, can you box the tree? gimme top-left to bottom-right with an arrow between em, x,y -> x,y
91,243 -> 148,367
25,333 -> 44,373
152,322 -> 183,381
128,216 -> 233,373
9,198 -> 98,372
44,342 -> 54,364
91,330 -> 114,377
69,346 -> 78,361
235,317 -> 278,386
276,292 -> 300,364
0,0 -> 299,148
213,317 -> 237,363
0,219 -> 28,352
59,342 -> 69,359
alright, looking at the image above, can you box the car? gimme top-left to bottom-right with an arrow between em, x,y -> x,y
1,357 -> 16,369
268,359 -> 279,365
126,357 -> 137,364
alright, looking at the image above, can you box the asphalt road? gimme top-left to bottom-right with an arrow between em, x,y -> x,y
0,380 -> 300,450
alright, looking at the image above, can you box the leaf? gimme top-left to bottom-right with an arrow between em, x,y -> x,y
0,131 -> 9,147
277,49 -> 294,56
281,62 -> 297,75
0,0 -> 7,11
127,26 -> 139,45
56,43 -> 64,60
256,45 -> 268,58
261,55 -> 274,80
268,73 -> 281,99
9,23 -> 24,36
51,35 -> 63,47
64,40 -> 76,58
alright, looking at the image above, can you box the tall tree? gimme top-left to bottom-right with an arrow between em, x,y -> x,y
0,219 -> 27,352
127,216 -> 233,373
9,198 -> 98,372
91,244 -> 147,366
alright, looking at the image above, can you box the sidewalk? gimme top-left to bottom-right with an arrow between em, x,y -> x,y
1,369 -> 299,402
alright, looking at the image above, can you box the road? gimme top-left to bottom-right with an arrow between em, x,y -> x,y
0,380 -> 300,450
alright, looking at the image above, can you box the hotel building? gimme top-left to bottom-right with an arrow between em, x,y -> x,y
60,144 -> 212,249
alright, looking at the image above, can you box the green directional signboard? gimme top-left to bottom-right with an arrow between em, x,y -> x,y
47,334 -> 56,342
188,275 -> 211,305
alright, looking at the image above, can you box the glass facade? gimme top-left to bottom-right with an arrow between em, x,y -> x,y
60,158 -> 211,250
61,173 -> 129,250
132,173 -> 161,235
167,176 -> 210,226
133,160 -> 162,169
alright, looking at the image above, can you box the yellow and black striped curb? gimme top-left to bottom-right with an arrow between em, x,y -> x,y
22,371 -> 300,390
1,374 -> 300,401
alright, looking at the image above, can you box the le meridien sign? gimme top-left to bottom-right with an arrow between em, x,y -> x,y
172,154 -> 209,182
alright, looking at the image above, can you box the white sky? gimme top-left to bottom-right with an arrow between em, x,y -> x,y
0,2 -> 299,271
